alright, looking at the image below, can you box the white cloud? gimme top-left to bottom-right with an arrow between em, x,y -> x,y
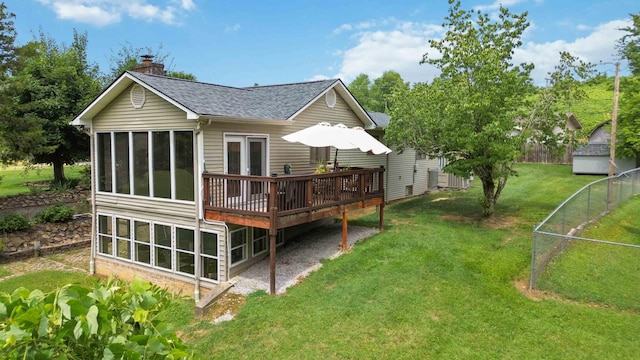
225,24 -> 241,33
325,17 -> 630,87
36,0 -> 196,27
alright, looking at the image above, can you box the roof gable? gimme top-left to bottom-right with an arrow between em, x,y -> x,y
73,73 -> 373,127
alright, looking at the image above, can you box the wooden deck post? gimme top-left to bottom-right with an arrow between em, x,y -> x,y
269,179 -> 278,295
342,209 -> 348,251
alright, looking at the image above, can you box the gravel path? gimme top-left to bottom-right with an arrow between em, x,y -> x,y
230,223 -> 379,295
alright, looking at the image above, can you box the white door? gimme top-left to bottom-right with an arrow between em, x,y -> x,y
224,136 -> 267,201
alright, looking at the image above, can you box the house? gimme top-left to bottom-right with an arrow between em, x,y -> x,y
573,121 -> 637,175
72,59 -> 390,300
366,111 -> 470,199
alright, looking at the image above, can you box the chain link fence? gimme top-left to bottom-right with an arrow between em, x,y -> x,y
530,167 -> 640,289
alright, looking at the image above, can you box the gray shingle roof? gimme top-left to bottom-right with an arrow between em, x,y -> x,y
126,71 -> 338,120
573,143 -> 610,156
367,111 -> 391,128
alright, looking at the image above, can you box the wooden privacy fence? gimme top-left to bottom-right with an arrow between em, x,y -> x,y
517,143 -> 575,164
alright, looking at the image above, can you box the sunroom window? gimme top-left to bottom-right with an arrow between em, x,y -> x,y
96,130 -> 194,201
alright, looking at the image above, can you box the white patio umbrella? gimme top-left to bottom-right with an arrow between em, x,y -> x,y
282,122 -> 392,167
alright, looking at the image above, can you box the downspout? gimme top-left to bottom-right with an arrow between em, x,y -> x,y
88,126 -> 96,275
198,119 -> 231,287
193,125 -> 202,302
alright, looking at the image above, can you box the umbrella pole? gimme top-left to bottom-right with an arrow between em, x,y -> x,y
334,148 -> 338,170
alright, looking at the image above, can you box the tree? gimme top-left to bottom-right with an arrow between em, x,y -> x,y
616,12 -> 640,163
348,74 -> 372,110
369,70 -> 409,113
105,42 -> 196,84
386,0 -> 591,217
347,71 -> 409,113
0,2 -> 16,76
0,30 -> 101,183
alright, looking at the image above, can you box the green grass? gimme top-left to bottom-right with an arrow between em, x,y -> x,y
0,270 -> 95,294
164,164 -> 640,359
537,195 -> 640,311
3,164 -> 636,359
0,164 -> 86,197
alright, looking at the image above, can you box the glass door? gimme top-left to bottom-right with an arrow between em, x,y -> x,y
224,135 -> 267,202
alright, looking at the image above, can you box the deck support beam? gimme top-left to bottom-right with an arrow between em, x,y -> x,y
342,209 -> 348,251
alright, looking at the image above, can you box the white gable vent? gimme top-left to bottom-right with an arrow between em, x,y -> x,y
325,88 -> 336,108
130,84 -> 146,109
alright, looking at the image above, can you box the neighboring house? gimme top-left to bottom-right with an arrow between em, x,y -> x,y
366,111 -> 470,200
573,121 -> 637,175
72,59 -> 392,299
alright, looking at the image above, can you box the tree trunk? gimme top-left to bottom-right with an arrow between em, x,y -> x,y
53,160 -> 66,184
479,174 -> 496,217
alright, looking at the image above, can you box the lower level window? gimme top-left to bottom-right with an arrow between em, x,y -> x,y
96,214 -> 219,281
230,228 -> 247,265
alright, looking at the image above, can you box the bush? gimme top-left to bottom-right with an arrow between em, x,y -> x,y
49,179 -> 79,193
78,165 -> 91,189
0,213 -> 32,233
35,204 -> 74,223
0,277 -> 193,359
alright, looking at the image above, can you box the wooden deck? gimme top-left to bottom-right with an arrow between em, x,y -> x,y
202,167 -> 386,294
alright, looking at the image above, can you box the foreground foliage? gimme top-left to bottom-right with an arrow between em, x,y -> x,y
0,277 -> 191,359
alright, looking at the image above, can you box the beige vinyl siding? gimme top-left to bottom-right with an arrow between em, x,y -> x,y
95,194 -> 196,224
91,83 -> 198,228
92,84 -> 193,132
202,90 -> 379,176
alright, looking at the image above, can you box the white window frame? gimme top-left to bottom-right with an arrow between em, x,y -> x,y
200,230 -> 220,283
230,227 -> 248,266
94,214 -> 220,283
252,228 -> 268,256
175,227 -> 195,276
94,130 -> 195,203
114,217 -> 132,260
132,219 -> 152,266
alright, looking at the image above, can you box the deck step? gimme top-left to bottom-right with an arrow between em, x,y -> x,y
195,282 -> 234,317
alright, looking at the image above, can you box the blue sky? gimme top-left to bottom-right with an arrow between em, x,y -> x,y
9,0 -> 638,87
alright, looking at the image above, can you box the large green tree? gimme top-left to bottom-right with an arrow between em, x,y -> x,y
386,0 -> 591,217
0,2 -> 15,76
348,71 -> 409,113
0,30 -> 101,182
616,12 -> 640,163
105,42 -> 196,85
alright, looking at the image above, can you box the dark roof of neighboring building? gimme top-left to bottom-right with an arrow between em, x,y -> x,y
573,143 -> 610,156
367,111 -> 391,128
126,71 -> 339,120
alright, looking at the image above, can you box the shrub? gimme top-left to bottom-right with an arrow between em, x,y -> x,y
35,204 -> 74,223
0,277 -> 192,359
0,213 -> 32,233
78,165 -> 91,189
49,179 -> 78,193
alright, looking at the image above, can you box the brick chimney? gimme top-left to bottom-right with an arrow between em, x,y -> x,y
132,54 -> 165,76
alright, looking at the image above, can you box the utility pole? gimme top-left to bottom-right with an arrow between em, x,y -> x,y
608,62 -> 620,177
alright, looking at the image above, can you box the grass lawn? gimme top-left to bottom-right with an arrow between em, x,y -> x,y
537,195 -> 640,311
0,270 -> 95,294
4,164 -> 637,359
0,164 -> 86,197
159,164 -> 640,359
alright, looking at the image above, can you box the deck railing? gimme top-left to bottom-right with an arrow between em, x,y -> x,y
203,167 -> 385,217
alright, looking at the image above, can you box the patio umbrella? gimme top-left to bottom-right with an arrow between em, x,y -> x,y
282,122 -> 392,167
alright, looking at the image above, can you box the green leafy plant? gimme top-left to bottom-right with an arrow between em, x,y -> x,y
35,204 -> 75,223
49,179 -> 79,193
0,213 -> 31,233
78,165 -> 91,189
0,277 -> 192,359
314,160 -> 330,174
